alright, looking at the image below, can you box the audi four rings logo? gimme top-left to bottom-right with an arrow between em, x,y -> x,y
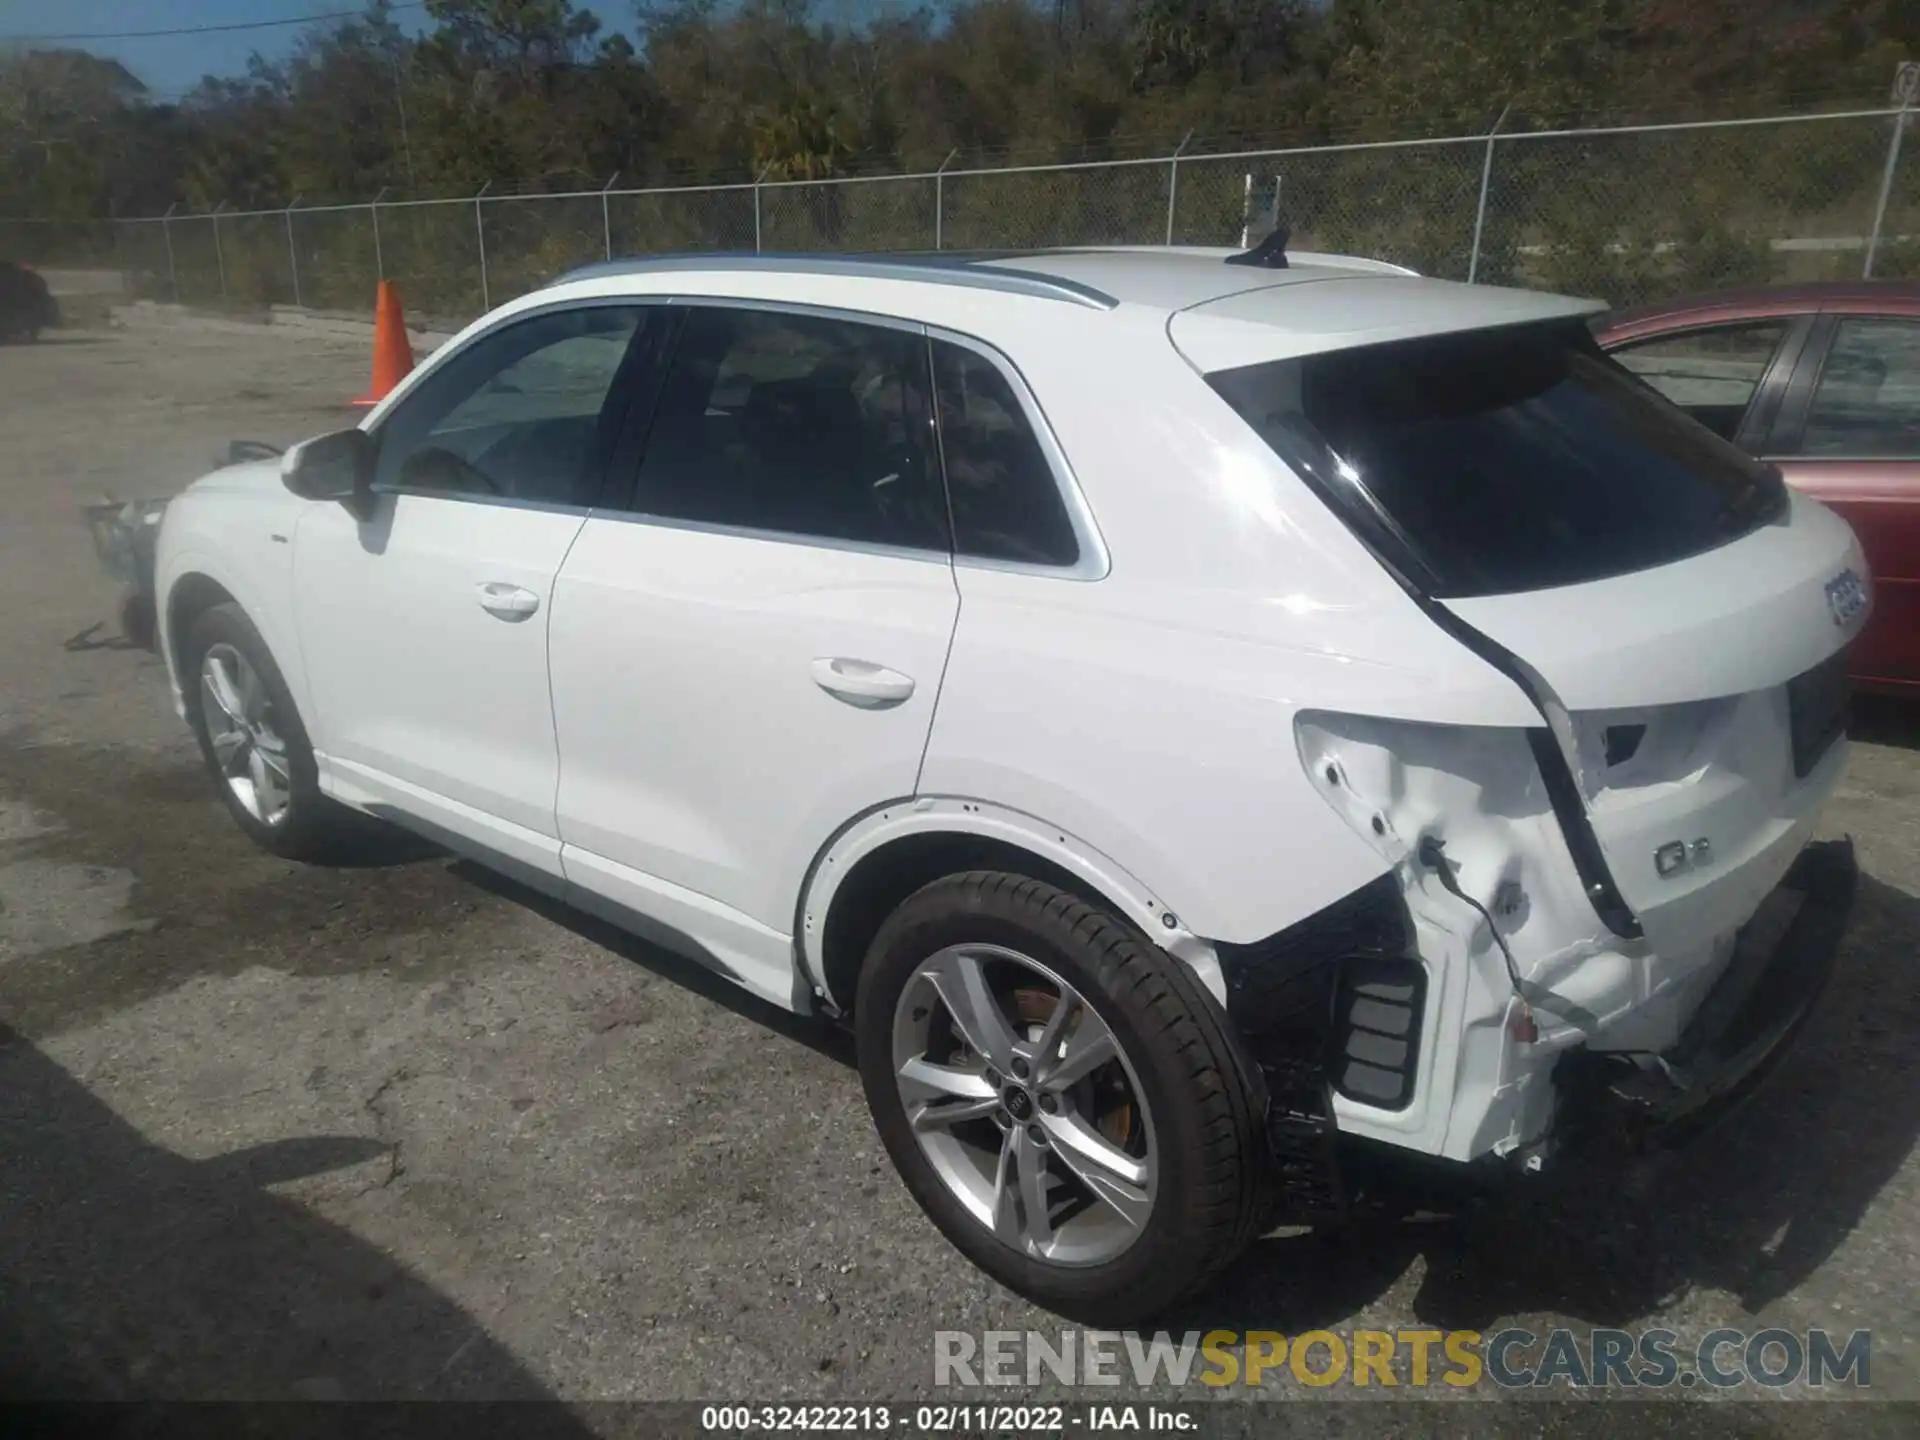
1826,568 -> 1868,628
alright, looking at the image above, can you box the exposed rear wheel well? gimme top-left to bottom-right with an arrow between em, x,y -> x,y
818,831 -> 1137,1015
166,574 -> 237,675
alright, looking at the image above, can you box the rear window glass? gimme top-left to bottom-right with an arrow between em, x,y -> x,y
1209,320 -> 1787,598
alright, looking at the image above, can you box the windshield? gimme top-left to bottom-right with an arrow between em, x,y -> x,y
1208,319 -> 1787,598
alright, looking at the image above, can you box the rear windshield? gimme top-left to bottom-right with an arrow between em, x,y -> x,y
1208,320 -> 1786,598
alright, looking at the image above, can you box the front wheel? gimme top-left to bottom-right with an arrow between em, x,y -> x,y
855,872 -> 1268,1325
183,602 -> 362,861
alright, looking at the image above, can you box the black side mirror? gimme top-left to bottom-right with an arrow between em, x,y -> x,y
281,428 -> 375,521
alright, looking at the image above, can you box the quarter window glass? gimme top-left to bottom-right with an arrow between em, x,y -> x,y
1801,317 -> 1920,458
373,305 -> 645,505
932,341 -> 1079,567
631,307 -> 947,552
1609,320 -> 1786,441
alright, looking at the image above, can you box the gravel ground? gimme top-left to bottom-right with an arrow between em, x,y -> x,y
0,323 -> 1916,1433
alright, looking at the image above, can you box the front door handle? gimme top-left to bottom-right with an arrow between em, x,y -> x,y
477,582 -> 541,621
811,657 -> 915,707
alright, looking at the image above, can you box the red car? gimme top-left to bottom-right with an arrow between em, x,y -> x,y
1597,281 -> 1920,693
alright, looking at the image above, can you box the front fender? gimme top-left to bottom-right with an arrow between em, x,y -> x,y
157,531 -> 309,737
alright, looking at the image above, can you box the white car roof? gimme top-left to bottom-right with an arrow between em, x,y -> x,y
524,246 -> 1606,372
1169,273 -> 1606,372
551,245 -> 1416,313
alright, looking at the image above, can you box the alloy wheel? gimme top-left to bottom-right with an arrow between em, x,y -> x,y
891,944 -> 1157,1266
199,643 -> 293,826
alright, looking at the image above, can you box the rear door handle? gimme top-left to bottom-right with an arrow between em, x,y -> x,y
477,582 -> 541,621
811,657 -> 915,707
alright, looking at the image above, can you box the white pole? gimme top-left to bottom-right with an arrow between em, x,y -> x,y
1166,131 -> 1193,246
161,202 -> 179,302
753,162 -> 773,252
935,148 -> 958,250
475,180 -> 493,310
1468,104 -> 1512,284
211,202 -> 228,303
1867,92 -> 1913,278
285,195 -> 303,308
370,186 -> 388,279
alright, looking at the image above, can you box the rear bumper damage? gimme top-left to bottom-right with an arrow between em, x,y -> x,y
1553,837 -> 1856,1155
1222,839 -> 1855,1219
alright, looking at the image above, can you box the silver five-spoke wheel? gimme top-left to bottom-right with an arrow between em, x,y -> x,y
892,944 -> 1156,1267
199,642 -> 293,826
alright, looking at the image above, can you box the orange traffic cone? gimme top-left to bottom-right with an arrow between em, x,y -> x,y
351,280 -> 416,408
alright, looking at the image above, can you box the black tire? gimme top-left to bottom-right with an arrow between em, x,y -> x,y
182,602 -> 362,861
855,871 -> 1269,1326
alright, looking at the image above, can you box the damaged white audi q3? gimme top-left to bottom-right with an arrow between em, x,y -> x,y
152,238 -> 1864,1325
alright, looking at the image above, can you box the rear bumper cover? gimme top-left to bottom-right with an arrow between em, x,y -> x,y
1556,837 -> 1857,1151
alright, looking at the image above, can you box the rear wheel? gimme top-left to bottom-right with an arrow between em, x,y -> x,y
183,602 -> 361,861
855,871 -> 1267,1325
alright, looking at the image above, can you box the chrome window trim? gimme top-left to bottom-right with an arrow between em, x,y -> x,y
580,507 -> 956,568
926,325 -> 1111,582
549,252 -> 1120,311
1767,451 -> 1920,463
664,292 -> 929,337
367,486 -> 595,518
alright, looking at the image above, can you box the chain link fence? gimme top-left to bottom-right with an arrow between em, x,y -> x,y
11,105 -> 1920,325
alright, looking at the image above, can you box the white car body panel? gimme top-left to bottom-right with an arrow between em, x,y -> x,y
560,843 -> 800,1011
152,246 -> 1857,1176
1167,276 -> 1605,372
1442,492 -> 1866,712
155,463 -> 313,721
1442,493 -> 1866,960
295,493 -> 586,879
547,517 -> 960,960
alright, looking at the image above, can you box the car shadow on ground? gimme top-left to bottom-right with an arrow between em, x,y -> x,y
451,861 -> 857,1069
0,1022 -> 602,1414
1175,872 -> 1920,1336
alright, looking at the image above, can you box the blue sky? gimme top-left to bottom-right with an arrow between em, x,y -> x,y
0,1 -> 427,100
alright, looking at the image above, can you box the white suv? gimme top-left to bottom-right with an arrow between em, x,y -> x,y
154,245 -> 1863,1323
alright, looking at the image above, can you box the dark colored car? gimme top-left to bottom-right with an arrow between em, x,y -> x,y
0,258 -> 58,342
1596,281 -> 1920,694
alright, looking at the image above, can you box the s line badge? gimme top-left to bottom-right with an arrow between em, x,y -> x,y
1826,568 -> 1869,628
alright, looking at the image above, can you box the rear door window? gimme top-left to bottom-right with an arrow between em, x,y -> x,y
1796,317 -> 1920,459
1608,320 -> 1788,441
629,306 -> 948,553
1209,320 -> 1787,598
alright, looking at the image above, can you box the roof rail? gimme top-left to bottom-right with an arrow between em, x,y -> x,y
979,242 -> 1420,277
1286,250 -> 1419,277
547,251 -> 1119,310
